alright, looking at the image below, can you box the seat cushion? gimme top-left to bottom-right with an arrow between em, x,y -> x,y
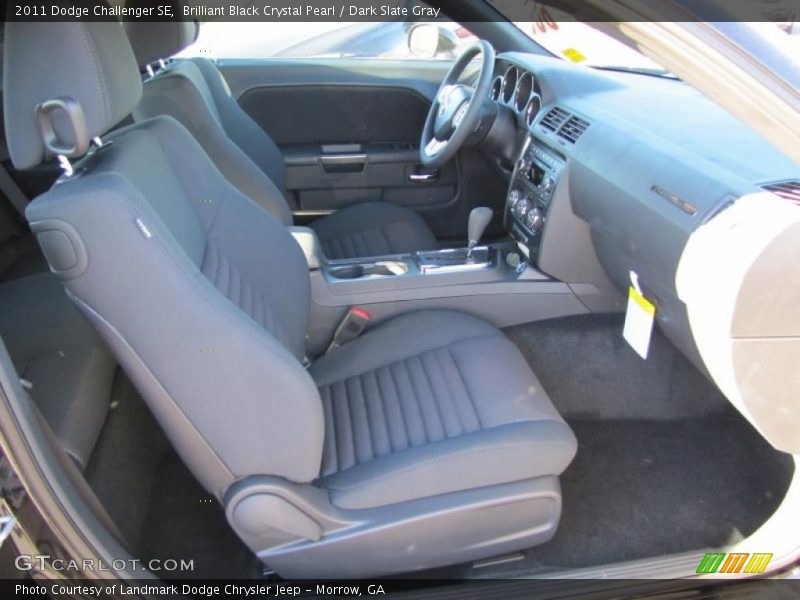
309,310 -> 577,509
310,202 -> 438,260
0,273 -> 116,469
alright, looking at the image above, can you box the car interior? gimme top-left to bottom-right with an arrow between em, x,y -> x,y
0,3 -> 797,583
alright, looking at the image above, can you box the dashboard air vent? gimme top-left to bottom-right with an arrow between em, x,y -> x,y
557,115 -> 590,144
540,106 -> 570,132
763,180 -> 800,206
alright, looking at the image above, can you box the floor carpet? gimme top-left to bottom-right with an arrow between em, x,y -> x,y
482,314 -> 795,575
86,373 -> 257,579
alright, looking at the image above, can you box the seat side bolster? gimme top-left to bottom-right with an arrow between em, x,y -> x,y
134,65 -> 292,225
191,57 -> 288,193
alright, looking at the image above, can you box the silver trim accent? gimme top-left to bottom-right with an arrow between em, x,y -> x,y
409,173 -> 437,182
515,71 -> 533,113
490,76 -> 503,101
415,246 -> 492,274
319,153 -> 367,165
501,65 -> 519,104
425,137 -> 448,156
526,94 -> 543,128
57,155 -> 73,177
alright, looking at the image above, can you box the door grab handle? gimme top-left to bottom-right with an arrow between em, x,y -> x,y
319,153 -> 367,173
319,153 -> 367,165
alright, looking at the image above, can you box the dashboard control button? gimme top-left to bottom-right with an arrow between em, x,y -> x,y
526,207 -> 544,232
515,197 -> 532,219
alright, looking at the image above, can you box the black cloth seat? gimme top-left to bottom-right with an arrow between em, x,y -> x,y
4,19 -> 576,578
123,16 -> 438,260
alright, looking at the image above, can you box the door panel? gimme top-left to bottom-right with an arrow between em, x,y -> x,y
238,85 -> 430,145
218,59 -> 507,240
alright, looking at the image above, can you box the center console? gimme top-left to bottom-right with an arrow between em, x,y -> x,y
295,184 -> 589,356
504,136 -> 565,260
325,246 -> 495,290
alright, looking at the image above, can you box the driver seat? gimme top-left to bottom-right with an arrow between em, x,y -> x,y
122,15 -> 438,260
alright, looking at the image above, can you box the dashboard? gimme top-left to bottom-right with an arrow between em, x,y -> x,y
483,52 -> 800,369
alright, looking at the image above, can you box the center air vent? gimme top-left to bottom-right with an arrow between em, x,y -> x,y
557,116 -> 590,144
540,106 -> 570,132
763,180 -> 800,206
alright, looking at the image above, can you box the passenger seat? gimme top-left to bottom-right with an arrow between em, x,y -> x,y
5,20 -> 577,578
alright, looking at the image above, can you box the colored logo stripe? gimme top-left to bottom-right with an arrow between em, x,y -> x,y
696,552 -> 772,574
719,553 -> 749,573
744,553 -> 773,574
697,553 -> 726,574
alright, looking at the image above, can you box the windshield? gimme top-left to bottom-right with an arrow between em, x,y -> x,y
488,0 -> 799,76
516,20 -> 671,74
487,0 -> 672,73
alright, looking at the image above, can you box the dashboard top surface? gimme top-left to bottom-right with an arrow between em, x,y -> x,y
495,52 -> 798,193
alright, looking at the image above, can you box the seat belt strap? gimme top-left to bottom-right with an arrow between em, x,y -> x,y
0,162 -> 29,218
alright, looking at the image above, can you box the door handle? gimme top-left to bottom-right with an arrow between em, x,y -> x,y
408,170 -> 440,182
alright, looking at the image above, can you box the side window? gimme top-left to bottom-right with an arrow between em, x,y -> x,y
177,16 -> 476,61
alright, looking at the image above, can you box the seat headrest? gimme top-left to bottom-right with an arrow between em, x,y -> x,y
124,1 -> 199,67
3,21 -> 142,170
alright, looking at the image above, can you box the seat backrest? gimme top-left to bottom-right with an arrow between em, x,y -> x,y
123,11 -> 290,223
3,20 -> 324,498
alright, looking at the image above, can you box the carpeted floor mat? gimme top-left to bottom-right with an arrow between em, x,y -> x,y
522,415 -> 794,570
485,314 -> 795,574
86,372 -> 257,579
137,452 -> 260,580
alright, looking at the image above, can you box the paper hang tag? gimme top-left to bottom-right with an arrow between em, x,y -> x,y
623,271 -> 656,359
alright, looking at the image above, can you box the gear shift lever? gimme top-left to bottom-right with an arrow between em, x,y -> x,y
467,207 -> 493,258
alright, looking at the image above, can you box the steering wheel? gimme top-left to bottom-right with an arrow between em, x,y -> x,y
420,40 -> 495,167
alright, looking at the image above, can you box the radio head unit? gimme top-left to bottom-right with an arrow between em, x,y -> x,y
504,137 -> 565,260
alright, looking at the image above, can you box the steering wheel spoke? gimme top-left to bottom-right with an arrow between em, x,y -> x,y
425,137 -> 448,157
452,103 -> 469,129
437,84 -> 457,104
420,40 -> 495,167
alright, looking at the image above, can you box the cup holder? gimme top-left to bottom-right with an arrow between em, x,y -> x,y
328,265 -> 366,280
329,261 -> 408,280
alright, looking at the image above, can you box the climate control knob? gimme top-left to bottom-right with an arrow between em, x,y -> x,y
508,189 -> 522,208
514,197 -> 532,219
526,207 -> 544,233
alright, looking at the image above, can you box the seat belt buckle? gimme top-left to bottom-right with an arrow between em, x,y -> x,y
326,307 -> 371,353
